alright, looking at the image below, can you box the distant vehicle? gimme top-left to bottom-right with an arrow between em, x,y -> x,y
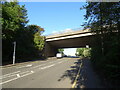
56,53 -> 62,59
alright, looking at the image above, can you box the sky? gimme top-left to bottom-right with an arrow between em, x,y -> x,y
63,48 -> 77,56
19,2 -> 86,56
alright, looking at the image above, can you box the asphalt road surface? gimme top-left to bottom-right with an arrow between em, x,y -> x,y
1,57 -> 103,88
1,57 -> 80,88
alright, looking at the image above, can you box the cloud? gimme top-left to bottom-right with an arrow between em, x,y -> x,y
52,31 -> 58,34
51,28 -> 73,35
63,28 -> 73,33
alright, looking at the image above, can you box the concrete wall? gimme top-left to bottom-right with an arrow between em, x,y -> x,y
44,42 -> 58,57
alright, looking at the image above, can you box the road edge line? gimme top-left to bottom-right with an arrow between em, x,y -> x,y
71,60 -> 83,88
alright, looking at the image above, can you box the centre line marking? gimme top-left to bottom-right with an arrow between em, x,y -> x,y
32,64 -> 46,69
41,64 -> 55,69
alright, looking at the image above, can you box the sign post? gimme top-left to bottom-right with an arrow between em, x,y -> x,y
13,41 -> 16,65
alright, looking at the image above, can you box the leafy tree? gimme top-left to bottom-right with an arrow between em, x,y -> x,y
76,48 -> 91,57
2,1 -> 45,63
83,48 -> 91,57
2,1 -> 28,63
81,2 -> 120,86
76,48 -> 84,56
58,49 -> 64,53
2,1 -> 28,40
27,25 -> 45,51
15,24 -> 45,61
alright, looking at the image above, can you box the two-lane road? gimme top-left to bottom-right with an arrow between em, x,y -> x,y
1,57 -> 80,88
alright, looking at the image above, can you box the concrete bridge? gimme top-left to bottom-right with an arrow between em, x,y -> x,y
44,29 -> 95,57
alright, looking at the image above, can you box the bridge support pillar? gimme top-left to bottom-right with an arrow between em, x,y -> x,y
44,42 -> 58,58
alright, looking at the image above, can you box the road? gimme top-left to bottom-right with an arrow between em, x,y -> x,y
1,57 -> 103,88
1,57 -> 81,88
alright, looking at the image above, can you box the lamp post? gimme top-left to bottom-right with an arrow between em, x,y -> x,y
13,41 -> 16,65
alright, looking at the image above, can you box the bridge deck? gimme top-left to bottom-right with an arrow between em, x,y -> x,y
46,29 -> 90,39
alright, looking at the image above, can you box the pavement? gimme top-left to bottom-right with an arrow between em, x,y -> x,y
1,57 -> 104,88
75,58 -> 104,88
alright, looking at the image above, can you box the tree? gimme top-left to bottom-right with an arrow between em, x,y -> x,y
81,2 -> 120,86
58,49 -> 64,53
2,1 -> 45,63
2,1 -> 28,40
58,49 -> 64,56
27,25 -> 45,51
83,48 -> 91,57
2,1 -> 28,63
76,48 -> 84,56
15,24 -> 45,61
76,48 -> 91,57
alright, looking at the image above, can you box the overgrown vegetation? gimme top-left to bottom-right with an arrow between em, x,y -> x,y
58,49 -> 64,56
76,48 -> 91,57
2,1 -> 45,64
58,49 -> 64,53
81,2 -> 120,86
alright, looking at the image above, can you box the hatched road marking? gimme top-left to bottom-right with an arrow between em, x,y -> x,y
1,59 -> 68,85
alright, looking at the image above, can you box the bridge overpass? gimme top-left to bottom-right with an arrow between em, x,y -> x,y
44,29 -> 95,57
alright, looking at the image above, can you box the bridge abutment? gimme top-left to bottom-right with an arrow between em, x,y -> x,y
44,42 -> 58,58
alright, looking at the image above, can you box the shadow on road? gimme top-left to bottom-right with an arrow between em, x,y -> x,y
58,58 -> 104,88
57,58 -> 82,85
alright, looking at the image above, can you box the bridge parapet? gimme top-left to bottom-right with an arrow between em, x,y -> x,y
46,29 -> 90,39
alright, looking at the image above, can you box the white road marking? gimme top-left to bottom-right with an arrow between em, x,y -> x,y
0,77 -> 19,85
0,60 -> 61,79
58,61 -> 63,64
0,71 -> 34,85
0,74 -> 16,79
16,74 -> 20,77
32,64 -> 46,69
17,64 -> 32,68
26,64 -> 32,67
32,59 -> 61,69
41,64 -> 55,69
0,71 -> 30,79
49,59 -> 62,64
0,71 -> 20,78
19,71 -> 34,77
0,58 -> 68,85
31,71 -> 34,73
19,71 -> 30,74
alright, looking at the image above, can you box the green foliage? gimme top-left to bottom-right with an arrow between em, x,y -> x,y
82,2 -> 120,86
76,48 -> 84,56
2,1 -> 28,62
76,48 -> 91,57
2,1 -> 45,63
30,25 -> 45,51
83,48 -> 91,57
2,1 -> 28,40
58,49 -> 64,56
58,49 -> 64,53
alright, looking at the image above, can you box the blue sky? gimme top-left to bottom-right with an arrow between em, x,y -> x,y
19,2 -> 86,55
19,2 -> 86,35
